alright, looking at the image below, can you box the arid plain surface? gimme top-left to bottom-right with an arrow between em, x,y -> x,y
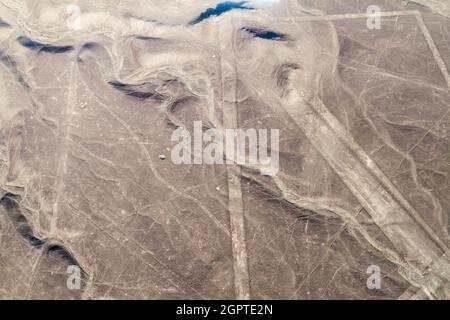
0,0 -> 449,300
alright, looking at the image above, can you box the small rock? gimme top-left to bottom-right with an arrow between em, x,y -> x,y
159,155 -> 167,160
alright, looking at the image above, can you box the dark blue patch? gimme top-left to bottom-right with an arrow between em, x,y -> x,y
190,1 -> 254,24
108,81 -> 168,101
0,193 -> 45,249
47,244 -> 80,268
17,36 -> 74,54
0,19 -> 10,28
134,36 -> 163,41
81,42 -> 97,50
243,27 -> 288,41
0,50 -> 30,89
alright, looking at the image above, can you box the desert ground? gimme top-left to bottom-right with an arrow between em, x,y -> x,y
0,0 -> 449,299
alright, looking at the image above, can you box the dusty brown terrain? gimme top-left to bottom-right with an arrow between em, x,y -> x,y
0,0 -> 449,299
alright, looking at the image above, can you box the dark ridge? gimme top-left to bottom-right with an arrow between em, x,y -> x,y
108,81 -> 127,90
77,43 -> 95,62
77,42 -> 111,66
46,244 -> 84,273
0,19 -> 10,28
81,42 -> 98,50
168,96 -> 199,113
165,96 -> 200,130
243,27 -> 288,41
274,63 -> 302,89
108,80 -> 168,101
241,175 -> 282,200
189,1 -> 254,25
0,50 -> 31,89
17,36 -> 74,54
0,193 -> 45,248
164,78 -> 181,86
38,114 -> 58,131
240,175 -> 319,222
134,36 -> 164,41
165,117 -> 180,130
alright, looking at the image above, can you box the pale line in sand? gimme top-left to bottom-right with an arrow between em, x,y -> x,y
414,11 -> 450,89
219,20 -> 251,300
